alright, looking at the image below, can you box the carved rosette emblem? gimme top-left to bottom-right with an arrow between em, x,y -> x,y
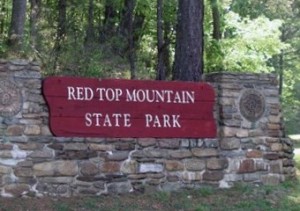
239,89 -> 265,122
0,80 -> 22,117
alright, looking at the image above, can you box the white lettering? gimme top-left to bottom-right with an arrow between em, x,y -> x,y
115,89 -> 122,101
85,87 -> 94,100
145,90 -> 155,102
77,87 -> 84,100
96,88 -> 106,101
124,114 -> 131,127
145,114 -> 152,127
103,114 -> 112,127
163,114 -> 171,127
92,113 -> 102,126
106,88 -> 115,101
155,90 -> 164,102
67,86 -> 76,100
125,89 -> 194,104
126,89 -> 136,102
185,91 -> 195,103
164,90 -> 173,103
136,90 -> 146,102
85,113 -> 131,127
145,114 -> 181,128
173,92 -> 182,103
112,113 -> 122,127
153,115 -> 162,127
67,86 -> 94,101
85,113 -> 92,126
172,115 -> 181,127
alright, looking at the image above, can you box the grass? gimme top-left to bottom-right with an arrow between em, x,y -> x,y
53,203 -> 71,211
30,180 -> 300,211
0,179 -> 299,211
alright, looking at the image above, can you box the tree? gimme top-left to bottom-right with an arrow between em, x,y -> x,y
53,0 -> 67,69
85,0 -> 95,48
156,0 -> 165,80
210,0 -> 222,40
29,0 -> 41,50
101,0 -> 118,42
126,0 -> 136,79
173,0 -> 204,81
0,0 -> 7,35
8,0 -> 27,51
119,0 -> 146,79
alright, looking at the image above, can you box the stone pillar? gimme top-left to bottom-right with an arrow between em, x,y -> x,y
0,59 -> 48,138
205,73 -> 295,186
0,59 -> 50,197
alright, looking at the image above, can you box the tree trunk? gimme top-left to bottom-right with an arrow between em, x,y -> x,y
163,22 -> 172,78
127,0 -> 136,79
85,0 -> 94,48
173,0 -> 204,81
100,1 -> 118,42
53,0 -> 67,69
278,28 -> 287,96
0,0 -> 6,35
156,0 -> 165,80
120,0 -> 136,79
56,0 -> 66,47
29,0 -> 41,50
211,0 -> 221,40
278,51 -> 284,96
8,0 -> 27,51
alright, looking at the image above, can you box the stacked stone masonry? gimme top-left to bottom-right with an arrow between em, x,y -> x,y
0,59 -> 295,197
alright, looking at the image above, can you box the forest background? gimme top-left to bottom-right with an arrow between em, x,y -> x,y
0,0 -> 300,134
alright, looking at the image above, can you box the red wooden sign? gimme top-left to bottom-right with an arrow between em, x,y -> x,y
43,77 -> 216,138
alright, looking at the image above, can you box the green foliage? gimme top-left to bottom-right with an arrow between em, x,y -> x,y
226,0 -> 300,134
204,9 -> 288,73
282,71 -> 300,134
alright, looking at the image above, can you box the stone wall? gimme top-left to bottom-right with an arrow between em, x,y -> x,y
0,59 -> 295,197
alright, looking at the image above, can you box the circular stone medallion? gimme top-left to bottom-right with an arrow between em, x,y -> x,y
0,80 -> 22,117
239,89 -> 265,122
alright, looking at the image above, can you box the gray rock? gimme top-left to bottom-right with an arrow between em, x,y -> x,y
184,159 -> 205,171
80,161 -> 99,176
107,181 -> 132,194
220,138 -> 240,150
3,184 -> 30,197
191,148 -> 218,157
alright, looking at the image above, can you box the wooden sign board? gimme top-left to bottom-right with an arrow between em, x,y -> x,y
43,77 -> 216,138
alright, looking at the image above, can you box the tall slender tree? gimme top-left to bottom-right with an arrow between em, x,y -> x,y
0,0 -> 6,35
29,0 -> 41,50
156,0 -> 165,80
85,0 -> 95,48
53,0 -> 67,69
173,0 -> 204,81
120,0 -> 137,79
8,0 -> 27,51
210,0 -> 222,40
